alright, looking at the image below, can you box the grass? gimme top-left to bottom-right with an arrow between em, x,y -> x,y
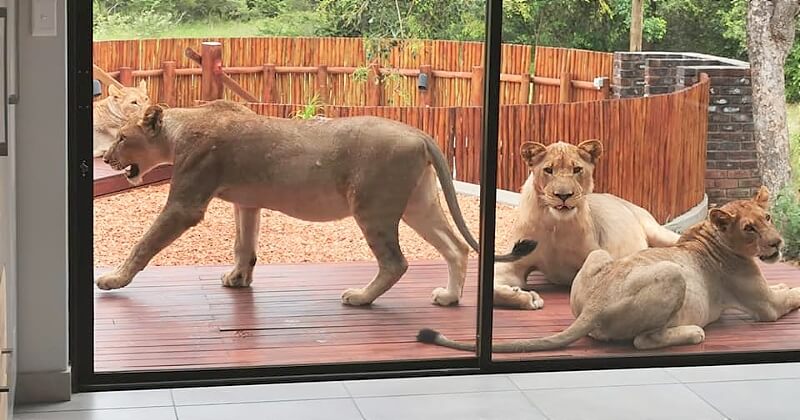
93,20 -> 263,41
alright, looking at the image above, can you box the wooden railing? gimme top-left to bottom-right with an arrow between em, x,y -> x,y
236,75 -> 709,224
93,37 -> 614,107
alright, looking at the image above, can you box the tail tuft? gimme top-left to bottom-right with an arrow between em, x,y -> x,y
417,328 -> 441,344
510,239 -> 538,257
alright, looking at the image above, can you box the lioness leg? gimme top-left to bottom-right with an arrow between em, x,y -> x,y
222,205 -> 261,288
742,283 -> 800,322
402,172 -> 469,306
341,219 -> 408,306
96,203 -> 207,290
633,326 -> 706,350
494,255 -> 542,310
598,262 -> 688,348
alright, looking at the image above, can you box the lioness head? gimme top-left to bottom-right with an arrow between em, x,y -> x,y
709,186 -> 783,263
520,140 -> 603,218
107,80 -> 150,116
103,104 -> 170,186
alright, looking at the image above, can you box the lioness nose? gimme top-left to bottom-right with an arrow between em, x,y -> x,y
769,238 -> 784,248
555,192 -> 574,202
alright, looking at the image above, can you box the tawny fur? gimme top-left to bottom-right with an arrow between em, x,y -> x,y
492,140 -> 680,310
420,187 -> 798,352
93,81 -> 150,157
95,100 -> 535,307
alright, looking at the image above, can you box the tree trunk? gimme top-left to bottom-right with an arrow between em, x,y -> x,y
747,0 -> 800,195
629,0 -> 643,52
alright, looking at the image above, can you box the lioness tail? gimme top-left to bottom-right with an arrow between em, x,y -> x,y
422,136 -> 536,262
417,311 -> 596,353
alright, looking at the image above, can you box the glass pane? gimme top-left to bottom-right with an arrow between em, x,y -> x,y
487,3 -> 800,364
90,1 -> 489,374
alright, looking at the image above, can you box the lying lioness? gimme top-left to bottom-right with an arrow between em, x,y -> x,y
95,100 -> 535,306
93,81 -> 150,157
419,187 -> 798,352
492,140 -> 680,310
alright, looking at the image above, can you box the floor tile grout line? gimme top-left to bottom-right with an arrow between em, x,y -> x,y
678,381 -> 733,420
170,389 -> 180,420
170,395 -> 354,408
342,382 -> 369,420
519,389 -> 553,420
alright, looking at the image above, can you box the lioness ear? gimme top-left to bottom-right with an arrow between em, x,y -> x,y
108,84 -> 123,98
709,208 -> 734,230
138,80 -> 147,91
577,139 -> 603,164
139,104 -> 164,136
520,142 -> 547,166
753,185 -> 770,209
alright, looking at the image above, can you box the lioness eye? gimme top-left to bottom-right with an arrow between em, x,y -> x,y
132,100 -> 138,105
573,166 -> 583,174
745,224 -> 756,232
766,214 -> 772,222
543,167 -> 553,175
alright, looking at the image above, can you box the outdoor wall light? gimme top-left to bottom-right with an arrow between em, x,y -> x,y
417,73 -> 429,90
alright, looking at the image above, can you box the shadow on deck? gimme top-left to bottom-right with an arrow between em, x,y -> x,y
94,259 -> 800,372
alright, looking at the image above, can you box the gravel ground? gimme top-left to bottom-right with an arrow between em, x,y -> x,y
94,183 -> 521,267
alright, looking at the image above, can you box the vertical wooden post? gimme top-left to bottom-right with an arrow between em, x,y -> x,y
418,64 -> 434,107
317,65 -> 330,104
559,71 -> 571,103
470,66 -> 484,106
630,0 -> 644,52
161,61 -> 176,107
367,63 -> 382,106
118,67 -> 133,86
262,64 -> 277,103
201,41 -> 224,101
519,72 -> 531,104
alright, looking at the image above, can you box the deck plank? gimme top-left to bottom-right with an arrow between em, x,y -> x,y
94,260 -> 800,372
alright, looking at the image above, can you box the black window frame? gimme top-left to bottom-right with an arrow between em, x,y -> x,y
67,0 -> 800,393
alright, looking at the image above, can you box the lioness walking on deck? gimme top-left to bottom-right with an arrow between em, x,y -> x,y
419,187 -> 799,352
95,100 -> 535,306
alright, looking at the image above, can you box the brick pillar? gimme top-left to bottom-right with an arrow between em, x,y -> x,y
612,53 -> 646,98
611,51 -> 757,208
699,67 -> 758,206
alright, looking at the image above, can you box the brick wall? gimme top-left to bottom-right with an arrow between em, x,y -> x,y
612,52 -> 757,207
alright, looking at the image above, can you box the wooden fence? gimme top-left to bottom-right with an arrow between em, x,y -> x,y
92,37 -> 613,107
240,75 -> 709,224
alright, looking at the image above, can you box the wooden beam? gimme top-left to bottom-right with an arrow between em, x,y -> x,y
92,64 -> 124,90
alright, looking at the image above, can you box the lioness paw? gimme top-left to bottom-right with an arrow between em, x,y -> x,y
221,269 -> 253,288
95,271 -> 132,290
341,288 -> 374,306
687,326 -> 706,345
770,283 -> 790,291
431,287 -> 459,306
514,287 -> 544,310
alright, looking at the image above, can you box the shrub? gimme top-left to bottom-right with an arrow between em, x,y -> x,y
772,187 -> 800,261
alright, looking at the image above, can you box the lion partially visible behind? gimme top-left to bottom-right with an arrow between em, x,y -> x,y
93,81 -> 150,157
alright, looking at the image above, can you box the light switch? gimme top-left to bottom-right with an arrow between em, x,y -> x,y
31,0 -> 57,37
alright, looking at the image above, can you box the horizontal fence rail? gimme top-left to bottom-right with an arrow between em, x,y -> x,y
93,37 -> 613,107
231,75 -> 708,224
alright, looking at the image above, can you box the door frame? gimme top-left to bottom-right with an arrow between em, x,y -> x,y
68,0 -> 800,392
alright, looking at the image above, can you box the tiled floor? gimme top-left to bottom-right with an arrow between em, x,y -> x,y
15,363 -> 800,420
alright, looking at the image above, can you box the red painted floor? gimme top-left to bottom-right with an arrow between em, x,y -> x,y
93,259 -> 800,372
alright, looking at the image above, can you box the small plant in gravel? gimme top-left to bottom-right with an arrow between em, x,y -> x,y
293,94 -> 324,120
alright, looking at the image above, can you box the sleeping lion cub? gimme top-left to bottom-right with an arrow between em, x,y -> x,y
492,140 -> 680,310
93,80 -> 150,157
420,187 -> 799,352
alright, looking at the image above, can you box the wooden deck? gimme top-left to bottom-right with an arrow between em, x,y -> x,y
94,158 -> 172,197
94,260 -> 800,372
